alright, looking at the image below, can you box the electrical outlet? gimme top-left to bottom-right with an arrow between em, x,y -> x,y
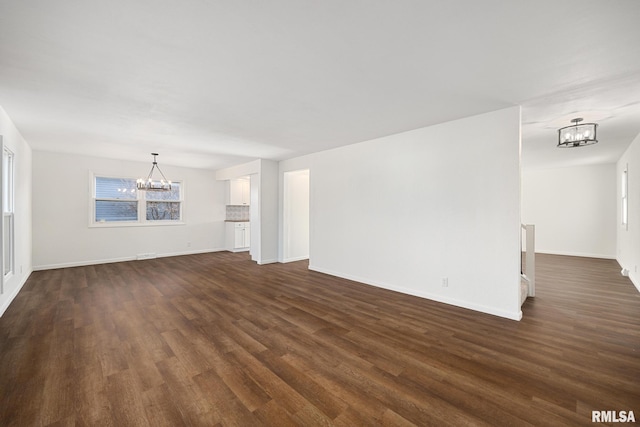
442,277 -> 449,287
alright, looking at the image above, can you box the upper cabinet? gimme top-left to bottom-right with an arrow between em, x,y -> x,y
228,177 -> 250,205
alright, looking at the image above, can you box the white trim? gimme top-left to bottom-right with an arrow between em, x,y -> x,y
0,268 -> 32,317
617,258 -> 640,293
308,264 -> 522,321
32,248 -> 226,271
282,255 -> 309,263
621,164 -> 628,229
157,248 -> 226,258
535,249 -> 616,259
227,248 -> 249,253
257,258 -> 278,265
89,221 -> 186,228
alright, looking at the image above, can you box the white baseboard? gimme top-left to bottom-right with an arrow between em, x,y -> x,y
33,248 -> 226,271
0,268 -> 33,317
34,256 -> 136,271
535,249 -> 616,259
158,248 -> 226,258
618,258 -> 640,293
308,264 -> 522,321
282,255 -> 309,263
257,258 -> 278,265
227,248 -> 249,253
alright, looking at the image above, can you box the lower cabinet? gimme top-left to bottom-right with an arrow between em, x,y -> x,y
226,222 -> 250,252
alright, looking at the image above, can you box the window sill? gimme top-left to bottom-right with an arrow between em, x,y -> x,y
89,221 -> 186,228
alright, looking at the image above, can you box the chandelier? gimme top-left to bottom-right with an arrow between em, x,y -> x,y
137,153 -> 172,191
557,118 -> 598,148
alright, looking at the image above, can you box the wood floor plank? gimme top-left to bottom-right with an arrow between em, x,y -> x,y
141,383 -> 190,427
105,369 -> 151,427
0,252 -> 638,425
191,367 -> 258,426
155,356 -> 220,426
253,399 -> 300,427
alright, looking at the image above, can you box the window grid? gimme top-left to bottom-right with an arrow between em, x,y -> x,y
92,175 -> 183,226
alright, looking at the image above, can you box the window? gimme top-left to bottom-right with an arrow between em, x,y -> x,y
146,183 -> 182,221
95,177 -> 138,222
622,166 -> 628,228
3,148 -> 15,282
92,175 -> 182,226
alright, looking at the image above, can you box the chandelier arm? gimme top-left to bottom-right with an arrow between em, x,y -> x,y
153,164 -> 170,183
145,165 -> 156,182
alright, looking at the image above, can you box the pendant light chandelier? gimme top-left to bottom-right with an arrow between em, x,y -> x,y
137,153 -> 172,191
557,118 -> 598,148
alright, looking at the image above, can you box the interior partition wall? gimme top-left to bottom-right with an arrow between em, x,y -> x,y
280,106 -> 522,320
282,169 -> 309,263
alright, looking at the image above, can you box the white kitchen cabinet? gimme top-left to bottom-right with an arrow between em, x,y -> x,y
234,222 -> 250,248
226,221 -> 250,251
228,178 -> 250,205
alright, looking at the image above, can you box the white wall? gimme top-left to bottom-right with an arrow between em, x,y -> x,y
617,132 -> 640,291
280,107 -> 522,320
522,164 -> 617,259
259,160 -> 279,264
250,173 -> 260,260
32,151 -> 225,269
0,106 -> 33,316
215,159 -> 260,181
282,169 -> 309,262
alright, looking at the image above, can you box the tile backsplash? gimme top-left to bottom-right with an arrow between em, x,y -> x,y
226,205 -> 250,221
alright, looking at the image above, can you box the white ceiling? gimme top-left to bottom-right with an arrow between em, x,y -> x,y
1,0 -> 639,170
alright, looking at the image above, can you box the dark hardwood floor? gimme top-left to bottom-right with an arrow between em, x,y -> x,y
0,252 -> 638,426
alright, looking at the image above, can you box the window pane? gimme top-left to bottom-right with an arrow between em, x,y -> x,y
96,177 -> 137,199
96,200 -> 138,222
145,183 -> 180,201
3,214 -> 13,275
146,202 -> 181,221
3,149 -> 13,213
